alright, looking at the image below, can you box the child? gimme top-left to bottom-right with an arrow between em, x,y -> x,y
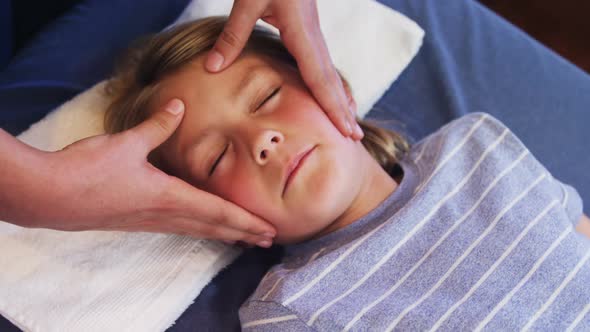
104,17 -> 590,331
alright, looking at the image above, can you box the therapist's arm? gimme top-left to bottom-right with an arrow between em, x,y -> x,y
206,0 -> 363,140
0,100 -> 275,247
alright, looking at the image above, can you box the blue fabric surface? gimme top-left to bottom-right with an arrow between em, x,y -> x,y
0,0 -> 191,135
0,0 -> 12,70
369,0 -> 590,211
0,0 -> 588,331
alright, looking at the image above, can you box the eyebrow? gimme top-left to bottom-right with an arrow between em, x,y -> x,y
232,64 -> 266,99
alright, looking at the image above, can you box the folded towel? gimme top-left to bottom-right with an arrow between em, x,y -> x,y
0,1 -> 424,331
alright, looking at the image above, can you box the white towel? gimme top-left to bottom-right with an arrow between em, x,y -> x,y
0,0 -> 424,331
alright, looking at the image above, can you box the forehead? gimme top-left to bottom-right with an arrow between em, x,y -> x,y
153,54 -> 274,124
155,53 -> 273,106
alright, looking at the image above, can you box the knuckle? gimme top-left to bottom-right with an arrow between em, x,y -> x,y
307,69 -> 332,90
219,29 -> 242,48
203,226 -> 226,240
241,222 -> 256,234
152,115 -> 171,134
212,200 -> 231,224
203,224 -> 225,241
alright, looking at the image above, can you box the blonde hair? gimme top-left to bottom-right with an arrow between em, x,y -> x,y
104,16 -> 409,177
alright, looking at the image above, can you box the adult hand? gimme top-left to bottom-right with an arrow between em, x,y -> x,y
205,0 -> 364,140
17,99 -> 276,247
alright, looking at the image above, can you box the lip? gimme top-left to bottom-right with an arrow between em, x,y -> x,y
282,145 -> 316,196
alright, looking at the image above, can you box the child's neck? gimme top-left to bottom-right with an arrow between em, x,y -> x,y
312,147 -> 399,239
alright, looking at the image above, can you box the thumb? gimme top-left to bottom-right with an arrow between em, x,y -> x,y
129,98 -> 185,153
205,0 -> 266,72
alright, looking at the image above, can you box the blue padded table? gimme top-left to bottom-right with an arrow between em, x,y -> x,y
1,0 -> 589,331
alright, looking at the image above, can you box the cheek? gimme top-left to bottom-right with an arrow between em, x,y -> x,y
278,92 -> 341,136
211,166 -> 278,220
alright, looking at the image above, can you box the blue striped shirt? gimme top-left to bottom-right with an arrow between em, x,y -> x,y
239,113 -> 588,331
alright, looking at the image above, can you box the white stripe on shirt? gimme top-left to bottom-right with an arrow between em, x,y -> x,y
262,276 -> 287,301
474,227 -> 572,332
386,173 -> 547,332
414,113 -> 488,194
566,302 -> 590,332
283,222 -> 387,306
242,315 -> 299,328
261,248 -> 326,300
413,136 -> 429,164
342,148 -> 529,332
522,250 -> 590,332
561,181 -> 570,208
414,112 -> 459,165
429,199 -> 559,331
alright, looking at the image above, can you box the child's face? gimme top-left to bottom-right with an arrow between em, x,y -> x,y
152,53 -> 370,244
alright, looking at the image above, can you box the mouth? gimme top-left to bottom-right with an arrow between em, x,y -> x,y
282,145 -> 317,196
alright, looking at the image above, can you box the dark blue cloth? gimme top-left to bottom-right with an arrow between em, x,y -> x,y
0,0 -> 12,70
0,0 -> 588,331
0,0 -> 191,135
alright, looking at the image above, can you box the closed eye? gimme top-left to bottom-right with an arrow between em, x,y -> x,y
255,87 -> 281,111
209,143 -> 229,177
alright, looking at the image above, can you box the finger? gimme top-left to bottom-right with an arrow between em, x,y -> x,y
165,177 -> 277,237
301,49 -> 354,138
310,59 -> 359,140
351,120 -> 364,140
205,0 -> 268,72
128,98 -> 185,153
167,218 -> 274,248
195,193 -> 277,238
344,80 -> 365,140
279,14 -> 355,138
101,218 -> 274,248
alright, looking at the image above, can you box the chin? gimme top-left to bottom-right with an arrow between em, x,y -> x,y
276,144 -> 363,244
277,169 -> 357,245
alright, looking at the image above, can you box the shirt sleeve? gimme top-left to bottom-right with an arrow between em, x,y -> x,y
240,300 -> 314,332
419,112 -> 585,228
481,112 -> 585,227
546,174 -> 585,227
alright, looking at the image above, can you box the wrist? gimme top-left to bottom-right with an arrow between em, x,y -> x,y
0,129 -> 64,227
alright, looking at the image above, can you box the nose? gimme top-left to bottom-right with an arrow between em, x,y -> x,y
253,129 -> 284,165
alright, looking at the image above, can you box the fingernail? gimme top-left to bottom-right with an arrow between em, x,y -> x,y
260,232 -> 275,238
345,121 -> 353,136
166,99 -> 184,115
355,123 -> 364,137
257,240 -> 272,248
206,51 -> 224,72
